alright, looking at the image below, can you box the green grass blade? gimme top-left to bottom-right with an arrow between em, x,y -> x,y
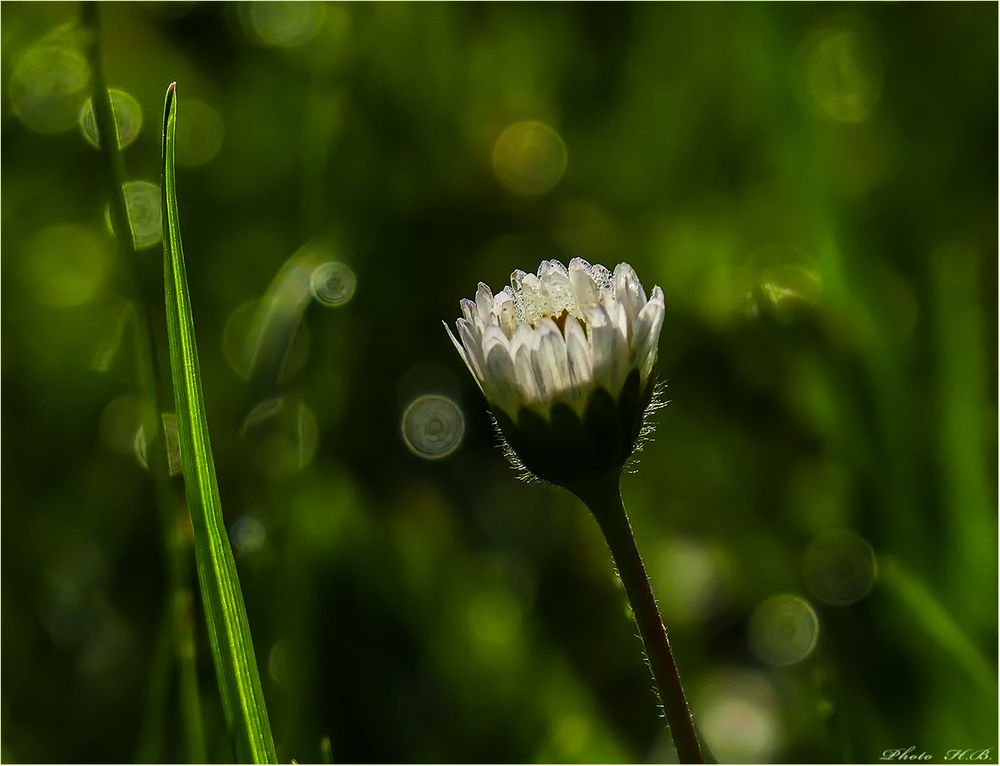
160,82 -> 277,765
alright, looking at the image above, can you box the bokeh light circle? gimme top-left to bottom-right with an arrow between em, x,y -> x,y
174,100 -> 225,167
22,224 -> 113,308
697,669 -> 783,763
78,89 -> 143,150
98,394 -> 144,456
803,530 -> 877,606
401,395 -> 465,460
253,401 -> 320,480
310,261 -> 357,307
223,299 -> 311,383
231,515 -> 267,556
806,28 -> 885,123
11,43 -> 91,134
748,594 -> 820,666
493,121 -> 567,196
243,2 -> 325,47
104,181 -> 162,249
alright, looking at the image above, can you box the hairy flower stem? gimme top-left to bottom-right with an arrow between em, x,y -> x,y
574,475 -> 704,764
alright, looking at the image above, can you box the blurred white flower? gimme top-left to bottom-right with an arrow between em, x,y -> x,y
445,258 -> 665,485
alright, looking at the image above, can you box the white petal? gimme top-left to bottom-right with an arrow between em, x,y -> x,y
569,258 -> 599,310
633,286 -> 665,380
475,282 -> 494,324
444,320 -> 483,391
564,315 -> 593,411
589,263 -> 613,295
608,297 -> 629,340
513,345 -> 538,402
482,323 -> 509,359
493,290 -> 518,338
484,343 -> 520,417
510,269 -> 527,293
587,305 -> 627,394
530,318 -> 568,398
586,305 -> 614,391
520,272 -> 549,322
510,322 -> 534,358
564,315 -> 592,384
456,318 -> 486,382
613,262 -> 647,338
460,298 -> 477,324
540,260 -> 576,316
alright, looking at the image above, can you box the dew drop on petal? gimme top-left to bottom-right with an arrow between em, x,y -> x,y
310,261 -> 357,307
493,121 -> 567,196
748,594 -> 820,666
401,395 -> 464,460
78,89 -> 143,150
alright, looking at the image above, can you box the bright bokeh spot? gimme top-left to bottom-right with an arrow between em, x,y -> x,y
806,28 -> 884,123
698,669 -> 783,763
22,224 -> 113,308
749,594 -> 820,666
78,89 -> 143,150
174,99 -> 225,167
493,120 -> 567,195
98,394 -> 145,456
11,36 -> 91,134
105,181 -> 162,250
310,261 -> 357,307
401,395 -> 465,460
467,586 -> 523,645
803,530 -> 877,606
231,515 -> 268,556
760,264 -> 822,310
653,538 -> 727,626
243,2 -> 325,47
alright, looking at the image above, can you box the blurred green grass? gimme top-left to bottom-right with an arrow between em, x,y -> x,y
1,2 -> 996,763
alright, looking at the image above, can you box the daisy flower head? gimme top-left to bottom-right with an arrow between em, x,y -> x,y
445,258 -> 665,488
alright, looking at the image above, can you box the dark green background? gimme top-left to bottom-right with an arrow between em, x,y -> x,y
2,2 -> 997,763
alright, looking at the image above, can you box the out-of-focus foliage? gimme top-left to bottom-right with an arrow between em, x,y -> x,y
1,3 -> 996,763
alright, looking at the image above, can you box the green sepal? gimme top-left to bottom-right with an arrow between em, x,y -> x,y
492,368 -> 656,488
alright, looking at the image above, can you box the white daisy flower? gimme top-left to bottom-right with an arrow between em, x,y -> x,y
445,258 -> 665,485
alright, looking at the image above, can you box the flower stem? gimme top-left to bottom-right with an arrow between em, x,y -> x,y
574,475 -> 704,764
